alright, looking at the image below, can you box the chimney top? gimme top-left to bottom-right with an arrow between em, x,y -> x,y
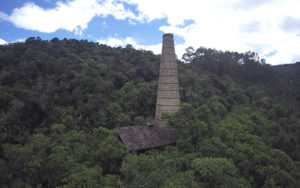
163,33 -> 173,38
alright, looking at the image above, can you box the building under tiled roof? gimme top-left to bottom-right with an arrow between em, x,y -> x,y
117,126 -> 176,150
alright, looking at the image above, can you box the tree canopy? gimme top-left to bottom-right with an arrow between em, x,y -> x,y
0,37 -> 299,187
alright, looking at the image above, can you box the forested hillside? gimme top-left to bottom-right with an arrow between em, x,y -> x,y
0,37 -> 299,187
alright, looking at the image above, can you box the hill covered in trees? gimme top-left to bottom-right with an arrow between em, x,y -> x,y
0,37 -> 299,187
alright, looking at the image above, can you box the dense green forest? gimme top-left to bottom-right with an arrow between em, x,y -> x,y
0,37 -> 299,187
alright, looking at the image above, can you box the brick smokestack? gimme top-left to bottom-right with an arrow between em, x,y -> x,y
155,33 -> 180,127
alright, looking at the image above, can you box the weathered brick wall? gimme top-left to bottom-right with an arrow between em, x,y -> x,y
155,33 -> 180,126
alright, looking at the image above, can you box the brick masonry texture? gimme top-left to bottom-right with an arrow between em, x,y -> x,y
155,33 -> 180,126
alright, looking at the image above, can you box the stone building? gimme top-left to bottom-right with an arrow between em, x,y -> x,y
155,33 -> 180,126
118,33 -> 179,150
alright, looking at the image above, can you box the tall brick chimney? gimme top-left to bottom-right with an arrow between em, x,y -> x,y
155,33 -> 180,127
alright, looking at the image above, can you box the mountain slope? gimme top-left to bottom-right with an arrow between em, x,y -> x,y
0,37 -> 299,187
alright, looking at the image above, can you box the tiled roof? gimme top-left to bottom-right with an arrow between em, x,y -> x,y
117,126 -> 176,150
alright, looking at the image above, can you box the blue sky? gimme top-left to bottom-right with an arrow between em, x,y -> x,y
0,0 -> 170,44
0,0 -> 300,65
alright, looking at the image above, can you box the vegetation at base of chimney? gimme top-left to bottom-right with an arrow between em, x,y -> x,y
0,37 -> 299,187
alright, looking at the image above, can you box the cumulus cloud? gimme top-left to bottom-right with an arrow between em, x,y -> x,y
1,0 -> 140,35
0,38 -> 25,45
0,12 -> 9,21
2,0 -> 300,64
291,54 -> 300,63
97,36 -> 161,54
97,37 -> 129,47
239,21 -> 261,34
124,0 -> 300,65
280,16 -> 300,33
233,0 -> 274,10
12,38 -> 26,43
0,38 -> 7,45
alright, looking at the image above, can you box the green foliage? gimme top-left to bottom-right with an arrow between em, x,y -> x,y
182,47 -> 274,83
59,165 -> 102,188
120,153 -> 165,187
0,38 -> 300,187
191,157 -> 250,188
169,103 -> 209,152
227,88 -> 248,104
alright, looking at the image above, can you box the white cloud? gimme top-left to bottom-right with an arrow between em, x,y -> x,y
280,16 -> 300,33
0,38 -> 7,45
124,0 -> 300,65
0,38 -> 26,45
1,0 -> 140,34
97,36 -> 161,54
2,0 -> 300,64
0,12 -> 9,21
97,37 -> 126,47
12,38 -> 26,43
